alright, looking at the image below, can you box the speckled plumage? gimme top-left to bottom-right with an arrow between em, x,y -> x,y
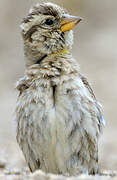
15,2 -> 104,176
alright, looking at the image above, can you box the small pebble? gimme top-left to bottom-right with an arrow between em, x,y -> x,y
0,159 -> 6,168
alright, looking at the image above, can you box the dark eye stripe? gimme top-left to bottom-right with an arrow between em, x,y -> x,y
23,25 -> 39,40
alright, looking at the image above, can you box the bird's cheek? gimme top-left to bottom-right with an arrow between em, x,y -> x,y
31,31 -> 45,42
38,36 -> 46,42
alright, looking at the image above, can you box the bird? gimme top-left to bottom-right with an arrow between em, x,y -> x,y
15,2 -> 105,176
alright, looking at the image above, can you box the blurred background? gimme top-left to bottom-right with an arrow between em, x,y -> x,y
0,0 -> 117,171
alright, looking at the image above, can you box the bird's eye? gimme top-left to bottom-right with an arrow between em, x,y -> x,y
45,19 -> 54,25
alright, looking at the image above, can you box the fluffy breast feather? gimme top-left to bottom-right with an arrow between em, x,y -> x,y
15,57 -> 102,174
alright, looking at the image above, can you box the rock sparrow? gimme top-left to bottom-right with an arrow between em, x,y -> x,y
15,2 -> 105,175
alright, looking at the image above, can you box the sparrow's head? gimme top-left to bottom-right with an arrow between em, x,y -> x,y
21,2 -> 82,66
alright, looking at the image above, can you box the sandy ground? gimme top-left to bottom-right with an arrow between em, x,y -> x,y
0,0 -> 117,179
0,169 -> 117,180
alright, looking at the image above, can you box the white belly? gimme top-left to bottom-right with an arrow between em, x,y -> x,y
31,87 -> 93,174
17,77 -> 99,174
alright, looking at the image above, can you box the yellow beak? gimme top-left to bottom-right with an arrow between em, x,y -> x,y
61,14 -> 82,32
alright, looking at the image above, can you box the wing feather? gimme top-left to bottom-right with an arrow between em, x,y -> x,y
79,73 -> 105,127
